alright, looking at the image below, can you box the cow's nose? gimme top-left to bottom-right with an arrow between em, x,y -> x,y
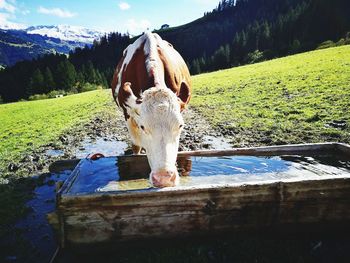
151,170 -> 178,188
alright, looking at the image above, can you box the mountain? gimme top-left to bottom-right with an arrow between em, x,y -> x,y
1,0 -> 350,103
156,0 -> 350,73
25,25 -> 105,43
0,25 -> 105,67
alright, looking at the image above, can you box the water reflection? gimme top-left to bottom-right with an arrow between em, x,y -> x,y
66,153 -> 350,194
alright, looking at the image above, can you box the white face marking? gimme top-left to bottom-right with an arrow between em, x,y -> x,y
126,87 -> 184,175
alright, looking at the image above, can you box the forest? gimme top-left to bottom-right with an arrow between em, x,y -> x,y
0,0 -> 349,103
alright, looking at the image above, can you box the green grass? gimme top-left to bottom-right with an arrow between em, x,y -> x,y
0,89 -> 112,176
1,46 -> 350,175
191,45 -> 350,146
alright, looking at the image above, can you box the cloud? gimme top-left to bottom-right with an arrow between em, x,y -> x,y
37,6 -> 76,18
21,9 -> 29,15
0,0 -> 16,13
119,2 -> 130,11
125,18 -> 151,35
0,12 -> 26,29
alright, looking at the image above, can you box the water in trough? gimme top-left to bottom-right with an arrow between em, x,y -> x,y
66,153 -> 350,194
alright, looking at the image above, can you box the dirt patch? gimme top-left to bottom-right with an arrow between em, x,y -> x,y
180,108 -> 232,151
4,107 -> 232,179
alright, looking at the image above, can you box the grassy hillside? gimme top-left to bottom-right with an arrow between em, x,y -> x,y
0,90 -> 112,176
191,45 -> 350,146
1,45 -> 349,176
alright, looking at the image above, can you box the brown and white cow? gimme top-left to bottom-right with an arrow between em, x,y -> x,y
111,32 -> 191,188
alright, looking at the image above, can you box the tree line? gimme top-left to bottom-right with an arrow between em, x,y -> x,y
166,0 -> 350,74
1,0 -> 350,103
0,33 -> 130,102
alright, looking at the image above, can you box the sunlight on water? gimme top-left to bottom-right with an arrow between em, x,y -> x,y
75,137 -> 127,158
66,153 -> 350,194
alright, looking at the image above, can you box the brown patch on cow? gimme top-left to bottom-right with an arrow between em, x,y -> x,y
157,46 -> 191,112
112,33 -> 192,119
111,52 -> 126,102
116,42 -> 157,120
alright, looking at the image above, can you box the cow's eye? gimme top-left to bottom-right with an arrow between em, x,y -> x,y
179,124 -> 183,129
140,125 -> 145,130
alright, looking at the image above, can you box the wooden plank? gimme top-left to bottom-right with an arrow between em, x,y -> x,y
49,159 -> 80,173
58,177 -> 350,245
177,142 -> 339,156
335,142 -> 350,155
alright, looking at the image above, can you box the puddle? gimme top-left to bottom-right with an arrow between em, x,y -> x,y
66,153 -> 350,194
75,136 -> 128,158
45,149 -> 64,157
2,170 -> 72,263
203,135 -> 232,149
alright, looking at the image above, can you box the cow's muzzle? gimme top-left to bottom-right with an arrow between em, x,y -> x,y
150,170 -> 178,188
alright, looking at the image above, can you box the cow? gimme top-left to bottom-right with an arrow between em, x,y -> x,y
111,32 -> 191,188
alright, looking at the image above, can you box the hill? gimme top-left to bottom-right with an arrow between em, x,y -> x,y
157,0 -> 350,73
1,45 -> 349,178
191,45 -> 350,146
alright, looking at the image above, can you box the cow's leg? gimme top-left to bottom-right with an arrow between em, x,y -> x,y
132,144 -> 141,155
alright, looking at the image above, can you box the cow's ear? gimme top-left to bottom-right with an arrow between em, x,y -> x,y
178,82 -> 190,112
123,82 -> 142,115
122,82 -> 134,98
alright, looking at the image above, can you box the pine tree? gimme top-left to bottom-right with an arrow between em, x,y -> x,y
191,59 -> 201,75
84,61 -> 97,84
43,67 -> 55,93
212,46 -> 227,70
76,71 -> 85,91
29,69 -> 45,94
261,21 -> 271,50
199,57 -> 206,73
56,60 -> 77,91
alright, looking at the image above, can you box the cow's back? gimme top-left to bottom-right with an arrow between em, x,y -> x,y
111,32 -> 191,118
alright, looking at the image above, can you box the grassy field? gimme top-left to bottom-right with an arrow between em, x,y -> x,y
1,45 -> 349,177
0,89 -> 113,177
191,45 -> 350,146
1,45 -> 350,176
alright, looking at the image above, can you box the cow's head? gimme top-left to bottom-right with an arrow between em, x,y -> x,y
122,82 -> 190,188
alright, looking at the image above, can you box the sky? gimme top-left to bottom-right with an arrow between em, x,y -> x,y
0,0 -> 219,34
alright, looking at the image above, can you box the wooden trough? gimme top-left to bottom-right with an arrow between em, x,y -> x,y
48,142 -> 350,248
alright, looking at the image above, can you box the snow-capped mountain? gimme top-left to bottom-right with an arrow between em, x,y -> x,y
25,25 -> 105,43
0,25 -> 108,66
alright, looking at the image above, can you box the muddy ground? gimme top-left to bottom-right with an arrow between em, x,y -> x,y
9,107 -> 232,178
